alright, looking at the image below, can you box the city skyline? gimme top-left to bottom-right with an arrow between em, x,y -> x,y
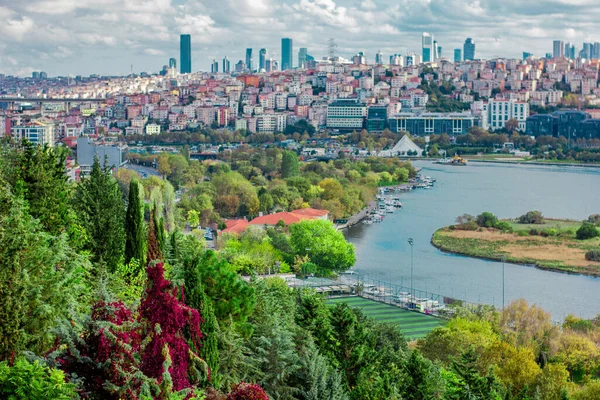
2,0 -> 600,76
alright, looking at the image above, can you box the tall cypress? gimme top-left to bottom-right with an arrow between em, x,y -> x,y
125,179 -> 146,267
74,156 -> 125,272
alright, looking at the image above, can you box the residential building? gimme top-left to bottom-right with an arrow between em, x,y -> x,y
180,34 -> 191,74
486,99 -> 529,131
11,121 -> 54,146
375,50 -> 384,65
282,38 -> 293,70
146,124 -> 161,135
464,38 -> 475,61
77,137 -> 125,172
553,40 -> 564,58
326,99 -> 367,131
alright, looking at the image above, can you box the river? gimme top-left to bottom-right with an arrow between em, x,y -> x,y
344,160 -> 600,320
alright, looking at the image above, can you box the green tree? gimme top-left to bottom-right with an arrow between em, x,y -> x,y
576,222 -> 599,240
74,156 -> 126,272
281,151 -> 300,178
450,347 -> 504,399
289,220 -> 356,272
125,179 -> 146,267
476,212 -> 499,228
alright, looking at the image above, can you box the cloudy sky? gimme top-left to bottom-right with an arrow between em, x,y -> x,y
1,0 -> 599,77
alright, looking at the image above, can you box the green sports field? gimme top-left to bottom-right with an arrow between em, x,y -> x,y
327,296 -> 445,340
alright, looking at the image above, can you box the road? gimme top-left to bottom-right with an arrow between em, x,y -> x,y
124,164 -> 160,178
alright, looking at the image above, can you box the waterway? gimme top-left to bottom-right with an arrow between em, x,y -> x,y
344,160 -> 600,320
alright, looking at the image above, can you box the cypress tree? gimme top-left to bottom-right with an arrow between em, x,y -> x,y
74,156 -> 125,272
125,179 -> 146,267
281,150 -> 300,178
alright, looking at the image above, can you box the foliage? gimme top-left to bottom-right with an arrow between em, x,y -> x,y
74,156 -> 126,272
226,382 -> 269,400
576,222 -> 599,240
518,210 -> 544,224
0,357 -> 77,400
586,214 -> 600,226
476,212 -> 499,228
289,219 -> 356,273
281,151 -> 300,178
584,250 -> 600,262
125,179 -> 147,268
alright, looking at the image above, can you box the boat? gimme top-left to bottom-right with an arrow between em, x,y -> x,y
434,155 -> 467,166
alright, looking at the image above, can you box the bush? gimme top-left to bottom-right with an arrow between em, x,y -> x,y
576,223 -> 600,240
494,221 -> 513,232
518,210 -> 544,224
585,250 -> 600,262
0,357 -> 77,400
529,229 -> 540,236
587,214 -> 600,226
517,230 -> 530,237
476,212 -> 499,228
227,382 -> 269,400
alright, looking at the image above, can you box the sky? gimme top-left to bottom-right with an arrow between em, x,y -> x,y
1,0 -> 599,77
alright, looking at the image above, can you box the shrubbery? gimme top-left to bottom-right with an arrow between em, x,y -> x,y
585,250 -> 600,262
576,223 -> 600,240
494,221 -> 514,233
587,214 -> 600,226
476,212 -> 499,228
0,357 -> 77,400
518,210 -> 544,224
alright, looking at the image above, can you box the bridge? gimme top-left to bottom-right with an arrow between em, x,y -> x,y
0,97 -> 106,110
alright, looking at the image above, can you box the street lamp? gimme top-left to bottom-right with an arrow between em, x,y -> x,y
501,255 -> 506,309
408,238 -> 414,307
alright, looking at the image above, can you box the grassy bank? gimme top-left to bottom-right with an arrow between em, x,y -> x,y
432,219 -> 600,276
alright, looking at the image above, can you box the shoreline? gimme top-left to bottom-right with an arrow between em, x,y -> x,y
466,159 -> 600,169
431,229 -> 600,278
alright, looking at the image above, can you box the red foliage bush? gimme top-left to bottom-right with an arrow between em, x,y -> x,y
139,262 -> 204,391
226,382 -> 269,400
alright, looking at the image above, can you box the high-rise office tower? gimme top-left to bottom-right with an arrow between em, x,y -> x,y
553,40 -> 564,58
246,48 -> 253,71
222,57 -> 230,73
523,52 -> 533,60
454,49 -> 462,62
437,46 -> 443,59
375,50 -> 383,64
582,43 -> 592,59
564,43 -> 576,59
180,34 -> 191,74
593,42 -> 600,59
463,38 -> 475,61
211,59 -> 218,73
259,48 -> 267,71
298,47 -> 308,68
422,33 -> 434,62
169,58 -> 177,69
433,40 -> 439,60
281,38 -> 293,70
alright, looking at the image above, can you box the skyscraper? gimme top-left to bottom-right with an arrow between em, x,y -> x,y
180,34 -> 191,74
437,46 -> 443,59
523,52 -> 533,60
582,43 -> 592,59
259,48 -> 267,71
593,42 -> 600,59
564,43 -> 576,59
553,40 -> 564,58
222,57 -> 230,73
211,59 -> 218,73
422,33 -> 434,63
169,58 -> 177,69
282,38 -> 293,70
298,47 -> 308,68
454,49 -> 462,62
246,48 -> 253,71
463,38 -> 475,61
375,50 -> 383,64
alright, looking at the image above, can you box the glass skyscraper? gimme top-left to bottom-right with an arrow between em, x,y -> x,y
180,34 -> 191,74
246,48 -> 253,71
422,33 -> 433,63
259,48 -> 267,71
282,38 -> 293,70
298,47 -> 308,68
463,38 -> 475,61
454,49 -> 462,62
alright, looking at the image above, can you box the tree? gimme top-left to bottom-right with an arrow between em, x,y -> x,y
125,179 -> 147,267
518,211 -> 544,224
576,222 -> 599,240
476,212 -> 499,228
450,347 -> 504,399
0,357 -> 77,400
281,151 -> 300,178
318,178 -> 344,201
506,118 -> 520,133
74,156 -> 126,272
289,220 -> 356,272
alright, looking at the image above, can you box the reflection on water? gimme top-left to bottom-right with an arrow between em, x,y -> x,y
344,161 -> 600,320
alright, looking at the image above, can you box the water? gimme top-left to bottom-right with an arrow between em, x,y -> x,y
345,161 -> 600,320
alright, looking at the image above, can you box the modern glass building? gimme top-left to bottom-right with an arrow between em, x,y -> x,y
388,112 -> 477,135
298,47 -> 308,68
526,110 -> 599,139
169,58 -> 177,69
367,106 -> 388,133
180,34 -> 191,74
326,99 -> 366,131
259,48 -> 267,71
454,49 -> 462,62
422,33 -> 434,63
246,48 -> 253,71
282,38 -> 293,70
463,38 -> 475,61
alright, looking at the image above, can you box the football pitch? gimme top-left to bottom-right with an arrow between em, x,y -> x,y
327,296 -> 445,340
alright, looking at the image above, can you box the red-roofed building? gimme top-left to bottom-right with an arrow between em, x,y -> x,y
249,208 -> 329,227
221,219 -> 250,235
290,208 -> 329,220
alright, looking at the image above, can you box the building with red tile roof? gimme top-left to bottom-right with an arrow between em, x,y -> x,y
249,208 -> 329,227
222,219 -> 249,235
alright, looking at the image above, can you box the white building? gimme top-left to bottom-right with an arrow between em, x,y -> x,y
326,99 -> 367,131
486,99 -> 529,131
145,124 -> 161,135
11,121 -> 54,147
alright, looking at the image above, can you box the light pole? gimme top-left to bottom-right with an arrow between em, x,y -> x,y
502,255 -> 506,309
408,238 -> 414,307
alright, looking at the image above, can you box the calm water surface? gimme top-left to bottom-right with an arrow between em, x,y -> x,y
345,161 -> 600,320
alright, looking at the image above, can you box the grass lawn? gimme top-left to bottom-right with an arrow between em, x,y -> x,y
432,219 -> 600,276
327,296 -> 445,340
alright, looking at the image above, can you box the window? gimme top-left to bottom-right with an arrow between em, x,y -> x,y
425,118 -> 434,133
452,119 -> 463,133
398,119 -> 407,131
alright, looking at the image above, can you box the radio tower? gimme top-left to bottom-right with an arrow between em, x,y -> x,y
328,38 -> 337,62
